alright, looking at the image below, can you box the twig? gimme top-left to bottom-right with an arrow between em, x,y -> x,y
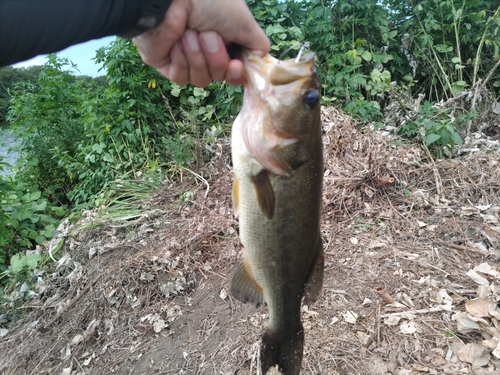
435,238 -> 488,254
380,305 -> 453,318
42,276 -> 101,330
467,57 -> 500,135
481,58 -> 500,88
377,303 -> 381,347
466,78 -> 483,136
181,166 -> 210,198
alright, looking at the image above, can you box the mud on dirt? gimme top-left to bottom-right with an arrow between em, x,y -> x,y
1,106 -> 500,375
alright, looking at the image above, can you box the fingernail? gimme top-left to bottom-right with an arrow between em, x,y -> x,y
230,67 -> 242,82
201,31 -> 220,53
185,30 -> 200,52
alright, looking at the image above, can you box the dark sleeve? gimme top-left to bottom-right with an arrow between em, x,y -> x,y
0,0 -> 143,67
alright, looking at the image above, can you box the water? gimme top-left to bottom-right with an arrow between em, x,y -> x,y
0,127 -> 20,176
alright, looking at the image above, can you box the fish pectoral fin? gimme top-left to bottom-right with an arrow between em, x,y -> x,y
231,259 -> 264,307
232,175 -> 239,218
250,170 -> 275,220
304,238 -> 324,306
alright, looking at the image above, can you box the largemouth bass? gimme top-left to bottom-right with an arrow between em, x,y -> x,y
230,49 -> 324,375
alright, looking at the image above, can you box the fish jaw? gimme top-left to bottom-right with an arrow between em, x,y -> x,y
237,50 -> 321,177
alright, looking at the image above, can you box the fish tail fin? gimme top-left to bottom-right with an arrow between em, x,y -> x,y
261,328 -> 304,375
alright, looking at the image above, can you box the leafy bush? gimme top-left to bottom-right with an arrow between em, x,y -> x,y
397,102 -> 476,157
7,56 -> 97,204
0,173 -> 65,271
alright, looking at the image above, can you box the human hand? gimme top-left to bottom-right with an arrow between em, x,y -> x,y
133,0 -> 270,87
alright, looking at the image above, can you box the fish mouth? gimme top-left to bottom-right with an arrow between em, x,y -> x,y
242,50 -> 317,100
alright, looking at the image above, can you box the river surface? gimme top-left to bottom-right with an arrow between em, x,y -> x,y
0,127 -> 20,176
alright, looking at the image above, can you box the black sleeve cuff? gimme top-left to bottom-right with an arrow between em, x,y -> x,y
119,0 -> 172,38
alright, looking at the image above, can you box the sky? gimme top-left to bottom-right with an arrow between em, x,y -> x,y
13,36 -> 116,77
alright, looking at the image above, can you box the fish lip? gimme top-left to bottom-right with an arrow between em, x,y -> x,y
243,50 -> 317,90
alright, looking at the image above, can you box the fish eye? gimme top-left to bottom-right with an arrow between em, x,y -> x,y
303,89 -> 320,109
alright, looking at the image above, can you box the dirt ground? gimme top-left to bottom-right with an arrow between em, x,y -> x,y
1,106 -> 500,375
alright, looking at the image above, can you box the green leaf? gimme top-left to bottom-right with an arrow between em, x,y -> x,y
35,235 -> 46,245
25,254 -> 42,269
30,191 -> 42,200
426,133 -> 441,145
361,51 -> 372,62
10,254 -> 23,273
450,131 -> 463,145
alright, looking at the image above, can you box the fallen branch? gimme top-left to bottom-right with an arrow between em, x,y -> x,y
380,305 -> 453,318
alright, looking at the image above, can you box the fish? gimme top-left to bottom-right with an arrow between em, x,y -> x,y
230,49 -> 324,375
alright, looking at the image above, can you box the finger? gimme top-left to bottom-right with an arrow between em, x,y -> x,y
167,41 -> 190,85
225,59 -> 246,86
182,29 -> 211,87
232,3 -> 270,57
199,31 -> 229,82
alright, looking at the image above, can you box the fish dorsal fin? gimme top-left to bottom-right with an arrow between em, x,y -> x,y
303,238 -> 324,306
232,175 -> 240,217
231,259 -> 264,307
250,170 -> 275,220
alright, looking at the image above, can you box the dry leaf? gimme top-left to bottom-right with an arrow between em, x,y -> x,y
411,363 -> 429,372
401,293 -> 415,307
477,285 -> 490,298
482,339 -> 498,350
471,242 -> 488,252
467,270 -> 490,285
461,207 -> 478,215
425,348 -> 448,366
71,334 -> 83,346
384,316 -> 401,326
362,297 -> 373,306
83,319 -> 100,341
153,319 -> 166,333
454,312 -> 481,334
435,290 -> 453,305
368,240 -> 386,249
400,321 -> 417,334
481,214 -> 498,224
342,310 -> 358,324
474,263 -> 500,278
466,298 -> 498,318
219,288 -> 227,300
457,343 -> 490,367
474,204 -> 492,211
492,341 -> 500,359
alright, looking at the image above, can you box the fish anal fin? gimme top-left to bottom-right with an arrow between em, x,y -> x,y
250,170 -> 275,220
232,175 -> 239,217
230,259 -> 264,307
304,239 -> 324,306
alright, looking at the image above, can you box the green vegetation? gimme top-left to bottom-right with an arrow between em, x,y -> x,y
0,0 -> 499,291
